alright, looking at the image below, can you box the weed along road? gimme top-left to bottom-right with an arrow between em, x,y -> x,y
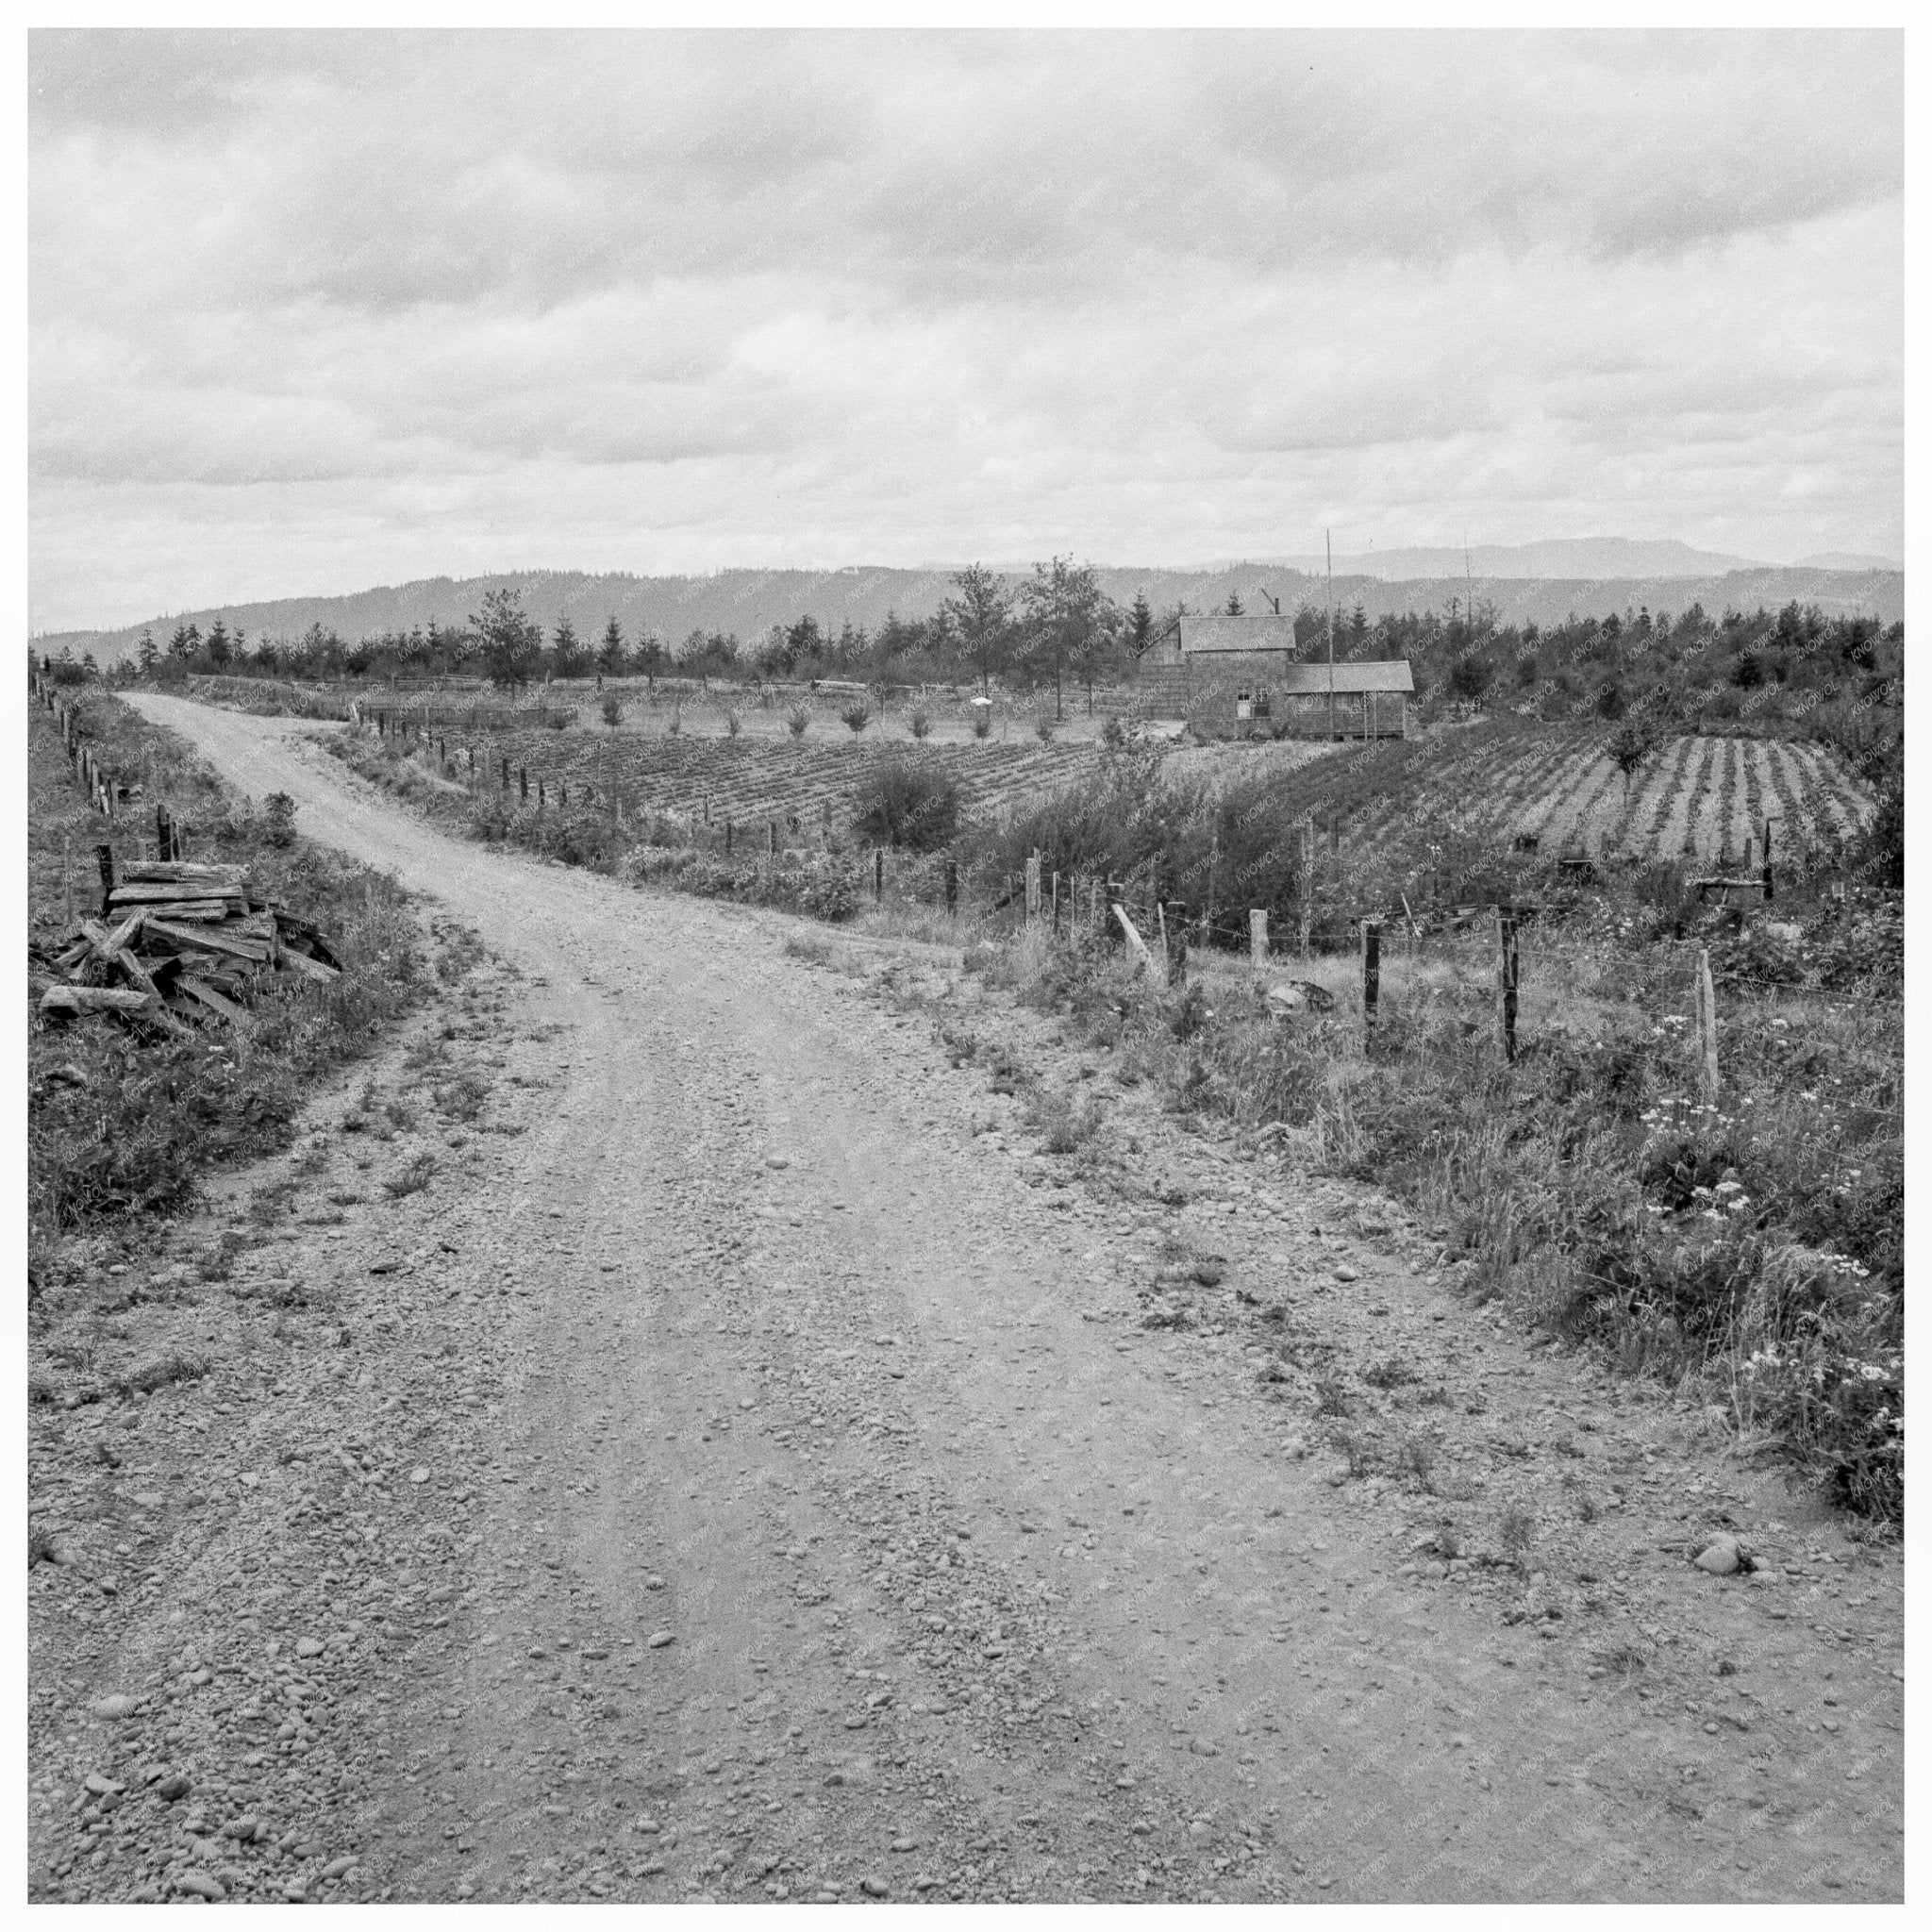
100,692 -> 1902,1906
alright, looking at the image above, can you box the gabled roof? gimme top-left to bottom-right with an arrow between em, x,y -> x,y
1178,613 -> 1299,654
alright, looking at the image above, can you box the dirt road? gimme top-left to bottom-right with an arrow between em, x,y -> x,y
35,693 -> 1902,1904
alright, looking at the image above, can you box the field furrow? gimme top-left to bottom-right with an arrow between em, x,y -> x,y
1655,737 -> 1715,860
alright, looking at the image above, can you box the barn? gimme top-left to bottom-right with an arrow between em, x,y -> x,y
1135,613 -> 1414,738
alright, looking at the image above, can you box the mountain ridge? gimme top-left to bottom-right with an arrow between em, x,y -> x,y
35,561 -> 1903,666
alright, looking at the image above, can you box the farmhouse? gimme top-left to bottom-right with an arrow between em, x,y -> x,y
1136,612 -> 1414,738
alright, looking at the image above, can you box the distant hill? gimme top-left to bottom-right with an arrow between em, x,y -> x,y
1279,538 -> 1772,581
34,560 -> 1903,668
1797,550 -> 1903,572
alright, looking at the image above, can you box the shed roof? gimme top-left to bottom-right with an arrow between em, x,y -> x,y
1271,660 -> 1414,695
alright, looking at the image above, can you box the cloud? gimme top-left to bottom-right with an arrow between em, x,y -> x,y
25,28 -> 1904,630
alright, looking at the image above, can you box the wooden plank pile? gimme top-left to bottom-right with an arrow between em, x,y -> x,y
33,859 -> 341,1033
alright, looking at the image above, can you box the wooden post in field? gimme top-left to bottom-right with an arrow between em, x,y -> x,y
945,858 -> 958,919
704,794 -> 711,825
1167,901 -> 1189,983
724,817 -> 733,857
501,756 -> 509,792
1250,908 -> 1268,966
1743,833 -> 1756,874
1331,814 -> 1341,855
62,835 -> 74,926
95,842 -> 115,915
1360,918 -> 1381,1032
874,849 -> 884,904
1024,853 -> 1041,922
538,779 -> 545,811
1495,908 -> 1519,1064
1762,815 -> 1776,904
1156,900 -> 1170,978
1052,871 -> 1060,936
1696,948 -> 1720,1100
519,766 -> 528,802
1089,877 -> 1100,934
1298,816 -> 1314,958
769,820 -> 778,858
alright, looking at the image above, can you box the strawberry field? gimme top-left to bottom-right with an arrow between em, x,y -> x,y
1225,723 -> 1874,870
421,729 -> 1101,835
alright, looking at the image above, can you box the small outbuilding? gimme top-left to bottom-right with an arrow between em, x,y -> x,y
1135,613 -> 1414,738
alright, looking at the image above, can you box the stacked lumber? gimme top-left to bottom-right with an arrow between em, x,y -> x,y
33,860 -> 341,1032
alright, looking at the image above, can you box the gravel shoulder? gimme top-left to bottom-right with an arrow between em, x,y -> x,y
26,693 -> 1903,1905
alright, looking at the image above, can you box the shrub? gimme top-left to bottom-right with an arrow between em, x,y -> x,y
788,706 -> 810,739
724,708 -> 741,738
666,706 -> 683,737
849,758 -> 961,853
601,696 -> 625,727
1036,717 -> 1057,743
909,709 -> 931,740
972,709 -> 992,741
841,701 -> 872,735
263,792 -> 297,847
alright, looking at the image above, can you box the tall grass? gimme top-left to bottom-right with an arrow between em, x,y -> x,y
989,898 -> 1902,1522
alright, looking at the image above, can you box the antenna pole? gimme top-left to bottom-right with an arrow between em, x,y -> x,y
1326,528 -> 1335,740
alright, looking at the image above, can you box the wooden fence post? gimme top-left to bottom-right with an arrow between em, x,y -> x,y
1298,816 -> 1314,958
501,756 -> 510,792
945,858 -> 958,919
1167,901 -> 1189,983
1696,947 -> 1720,1100
769,820 -> 778,858
1024,854 -> 1041,922
95,842 -> 115,915
724,817 -> 733,857
1250,908 -> 1268,967
1495,908 -> 1519,1063
1360,918 -> 1381,1032
62,834 -> 74,927
519,766 -> 528,802
1052,871 -> 1060,936
874,849 -> 884,904
1762,814 -> 1776,904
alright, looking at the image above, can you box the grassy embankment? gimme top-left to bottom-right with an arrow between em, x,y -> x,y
25,691 -> 462,1293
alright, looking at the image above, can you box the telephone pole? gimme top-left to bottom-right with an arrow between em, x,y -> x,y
1326,528 -> 1336,739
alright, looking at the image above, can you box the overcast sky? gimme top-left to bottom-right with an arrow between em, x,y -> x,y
28,28 -> 1903,632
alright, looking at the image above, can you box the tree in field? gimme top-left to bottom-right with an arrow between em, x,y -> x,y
470,587 -> 544,693
137,630 -> 158,675
205,618 -> 231,671
1020,556 -> 1118,720
1607,717 -> 1658,796
167,622 -> 197,664
1127,591 -> 1154,658
945,564 -> 1012,696
598,617 -> 626,676
1224,591 -> 1244,616
551,615 -> 586,679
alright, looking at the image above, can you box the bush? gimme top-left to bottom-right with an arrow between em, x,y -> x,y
788,706 -> 810,739
263,792 -> 297,847
601,696 -> 624,727
909,708 -> 931,740
972,709 -> 992,741
724,708 -> 741,737
849,758 -> 961,853
841,701 -> 872,735
1036,717 -> 1057,742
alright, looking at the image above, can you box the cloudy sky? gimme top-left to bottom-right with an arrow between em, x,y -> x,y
28,28 -> 1903,632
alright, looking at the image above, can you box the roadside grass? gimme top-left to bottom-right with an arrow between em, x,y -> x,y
25,692 -> 466,1290
965,902 -> 1903,1524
